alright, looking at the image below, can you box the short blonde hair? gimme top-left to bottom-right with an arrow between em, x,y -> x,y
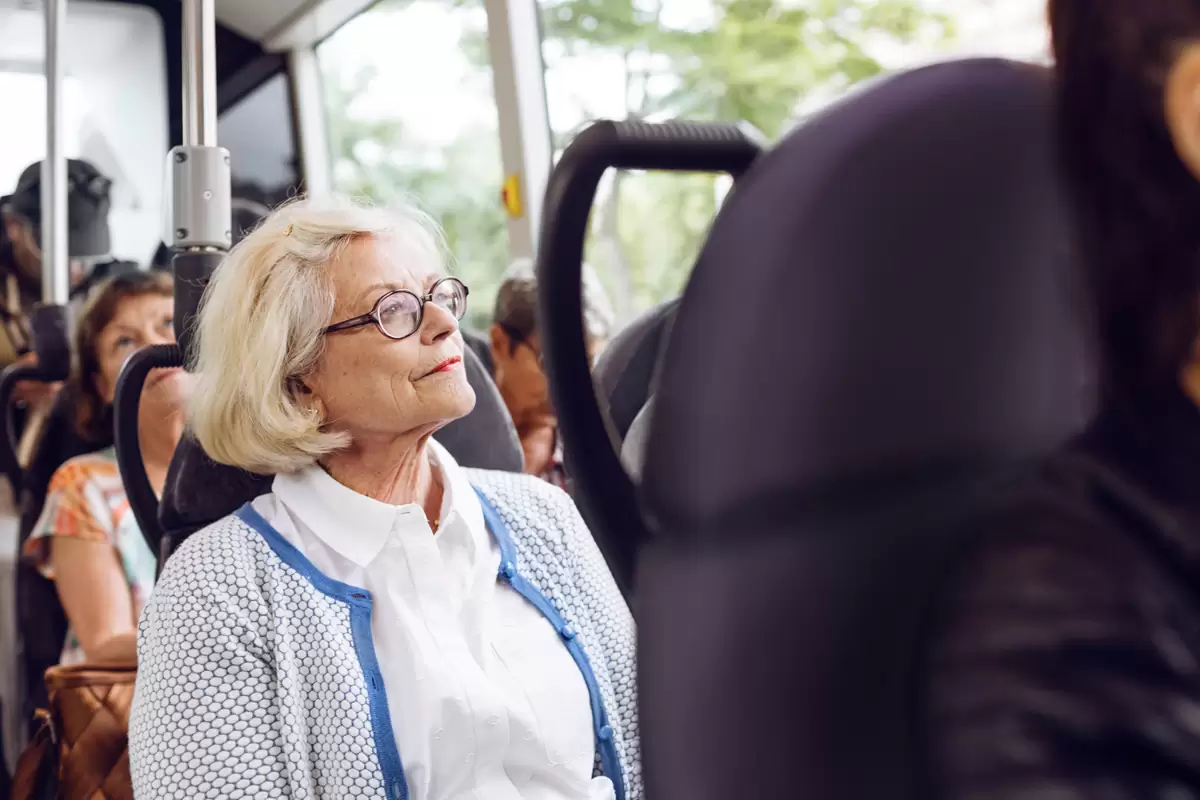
188,195 -> 447,474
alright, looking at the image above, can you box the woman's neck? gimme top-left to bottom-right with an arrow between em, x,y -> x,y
322,432 -> 443,523
139,412 -> 185,497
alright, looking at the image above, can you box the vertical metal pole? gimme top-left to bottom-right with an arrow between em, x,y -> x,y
171,0 -> 230,360
182,0 -> 217,148
41,0 -> 68,306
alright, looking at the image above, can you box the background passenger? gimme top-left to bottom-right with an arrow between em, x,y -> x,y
0,159 -> 128,368
130,198 -> 639,800
468,258 -> 614,489
23,271 -> 189,666
930,1 -> 1200,795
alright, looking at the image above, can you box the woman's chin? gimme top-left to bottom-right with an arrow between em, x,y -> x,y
445,381 -> 477,421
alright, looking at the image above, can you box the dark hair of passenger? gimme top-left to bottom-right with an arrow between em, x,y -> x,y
1049,0 -> 1200,404
70,270 -> 174,441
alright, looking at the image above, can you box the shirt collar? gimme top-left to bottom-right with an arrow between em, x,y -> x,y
272,438 -> 471,568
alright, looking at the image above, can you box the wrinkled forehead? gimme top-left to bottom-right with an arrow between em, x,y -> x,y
330,232 -> 445,313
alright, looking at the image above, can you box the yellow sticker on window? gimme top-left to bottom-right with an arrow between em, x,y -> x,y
501,174 -> 522,218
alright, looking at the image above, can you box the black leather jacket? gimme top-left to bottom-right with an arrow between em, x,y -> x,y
929,387 -> 1200,797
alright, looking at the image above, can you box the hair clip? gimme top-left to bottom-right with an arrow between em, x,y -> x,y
285,223 -> 294,236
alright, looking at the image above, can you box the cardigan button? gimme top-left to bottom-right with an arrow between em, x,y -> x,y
598,725 -> 614,741
391,779 -> 404,799
560,625 -> 577,641
499,561 -> 516,580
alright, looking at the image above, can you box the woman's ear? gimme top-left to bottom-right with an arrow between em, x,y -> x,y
1165,43 -> 1200,182
289,376 -> 326,419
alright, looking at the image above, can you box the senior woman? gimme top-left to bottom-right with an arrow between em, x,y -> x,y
127,198 -> 640,800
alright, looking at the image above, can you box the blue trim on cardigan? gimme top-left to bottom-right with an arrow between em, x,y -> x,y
473,487 -> 626,800
235,503 -> 409,800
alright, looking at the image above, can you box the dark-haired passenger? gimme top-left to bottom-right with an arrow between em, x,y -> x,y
23,272 -> 190,665
471,258 -> 614,489
929,2 -> 1200,795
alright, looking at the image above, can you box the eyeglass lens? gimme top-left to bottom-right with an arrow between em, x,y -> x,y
377,279 -> 467,339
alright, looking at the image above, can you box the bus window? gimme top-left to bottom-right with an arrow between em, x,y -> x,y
0,1 -> 167,264
218,72 -> 303,207
317,0 -> 508,334
538,0 -> 1047,328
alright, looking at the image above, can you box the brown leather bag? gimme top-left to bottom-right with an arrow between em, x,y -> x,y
10,664 -> 136,800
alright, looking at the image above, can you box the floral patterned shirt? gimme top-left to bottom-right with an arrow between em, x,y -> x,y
23,447 -> 156,665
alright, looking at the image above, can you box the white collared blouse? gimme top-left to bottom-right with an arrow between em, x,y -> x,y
254,441 -> 610,800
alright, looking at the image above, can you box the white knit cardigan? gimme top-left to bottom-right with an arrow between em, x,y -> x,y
128,470 -> 641,800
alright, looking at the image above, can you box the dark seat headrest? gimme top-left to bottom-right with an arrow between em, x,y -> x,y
159,343 -> 522,545
591,299 -> 678,442
635,58 -> 1090,799
645,58 -> 1089,529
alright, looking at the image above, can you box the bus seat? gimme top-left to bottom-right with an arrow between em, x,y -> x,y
15,388 -> 110,731
155,343 -> 523,563
591,299 -> 678,443
635,58 -> 1090,799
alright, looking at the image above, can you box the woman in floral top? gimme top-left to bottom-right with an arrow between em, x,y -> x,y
24,271 -> 192,665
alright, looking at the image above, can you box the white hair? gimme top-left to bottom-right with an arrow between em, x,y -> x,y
188,195 -> 447,474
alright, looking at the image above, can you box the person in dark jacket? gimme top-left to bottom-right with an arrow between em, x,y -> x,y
928,2 -> 1200,796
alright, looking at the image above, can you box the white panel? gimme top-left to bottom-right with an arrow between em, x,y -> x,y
212,0 -> 309,42
0,0 -> 168,264
263,0 -> 377,51
483,0 -> 551,259
289,46 -> 331,197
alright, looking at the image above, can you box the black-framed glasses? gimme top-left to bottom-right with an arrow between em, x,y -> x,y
325,277 -> 469,341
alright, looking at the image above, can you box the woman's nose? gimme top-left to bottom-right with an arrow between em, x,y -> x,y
419,301 -> 458,345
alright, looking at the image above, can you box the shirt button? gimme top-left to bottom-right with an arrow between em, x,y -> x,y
598,725 -> 613,741
560,625 -> 577,641
499,561 -> 516,579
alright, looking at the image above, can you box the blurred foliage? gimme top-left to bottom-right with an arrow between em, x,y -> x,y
321,0 -> 954,330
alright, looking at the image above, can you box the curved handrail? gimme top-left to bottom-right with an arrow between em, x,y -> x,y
112,343 -> 183,559
0,363 -> 46,493
535,119 -> 764,599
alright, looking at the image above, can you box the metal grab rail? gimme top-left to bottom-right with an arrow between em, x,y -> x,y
535,119 -> 764,600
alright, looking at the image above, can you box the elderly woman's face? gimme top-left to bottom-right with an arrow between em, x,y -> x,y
305,235 -> 476,443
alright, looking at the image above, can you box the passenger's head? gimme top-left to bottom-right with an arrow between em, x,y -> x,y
488,258 -> 614,424
1049,0 -> 1200,403
1,159 -> 113,292
189,196 -> 475,475
71,270 -> 184,441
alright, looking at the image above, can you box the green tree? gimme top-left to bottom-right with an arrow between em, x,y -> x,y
323,0 -> 955,329
538,0 -> 954,320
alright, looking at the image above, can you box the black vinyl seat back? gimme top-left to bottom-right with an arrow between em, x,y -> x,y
636,59 -> 1091,799
156,344 -> 523,563
590,299 -> 678,444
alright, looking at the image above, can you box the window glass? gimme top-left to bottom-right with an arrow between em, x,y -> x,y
318,0 -> 508,333
218,72 -> 303,208
0,1 -> 167,264
540,0 -> 1047,326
